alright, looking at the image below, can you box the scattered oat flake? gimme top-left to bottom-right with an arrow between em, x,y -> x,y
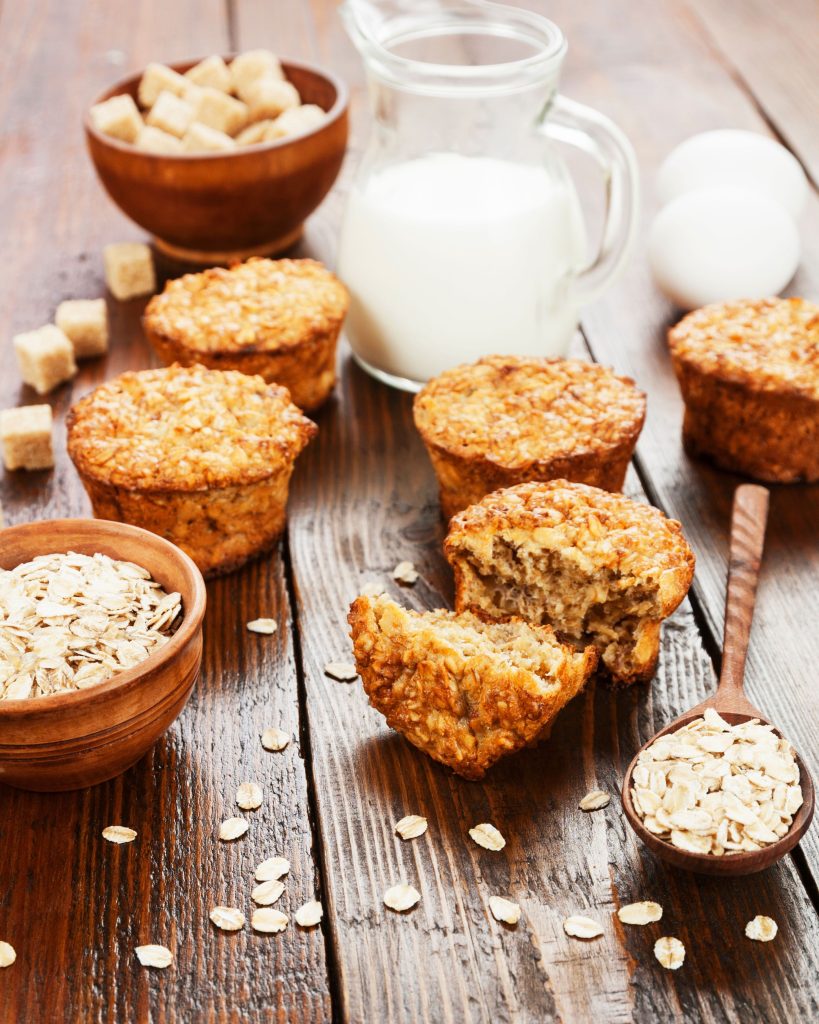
295,901 -> 323,928
324,661 -> 358,682
469,823 -> 506,851
247,618 -> 277,635
392,560 -> 419,585
261,727 -> 290,751
0,941 -> 16,968
252,879 -> 285,906
579,790 -> 611,812
618,901 -> 663,926
384,883 -> 421,912
563,915 -> 604,939
489,896 -> 521,925
654,936 -> 686,969
236,782 -> 263,810
359,580 -> 386,597
252,908 -> 288,933
135,944 -> 172,968
102,825 -> 137,844
395,814 -> 428,840
745,915 -> 778,942
255,856 -> 290,882
210,906 -> 245,931
218,817 -> 248,841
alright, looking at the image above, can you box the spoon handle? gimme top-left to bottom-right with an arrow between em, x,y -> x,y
718,484 -> 770,702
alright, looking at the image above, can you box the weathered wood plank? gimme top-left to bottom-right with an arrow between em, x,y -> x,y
686,0 -> 819,188
540,0 -> 819,879
262,1 -> 819,1018
284,346 -> 819,1023
0,2 -> 330,1019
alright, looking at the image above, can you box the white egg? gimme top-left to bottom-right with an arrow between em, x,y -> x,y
648,187 -> 800,310
657,130 -> 807,219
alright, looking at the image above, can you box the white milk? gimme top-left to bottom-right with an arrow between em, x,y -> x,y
337,152 -> 585,385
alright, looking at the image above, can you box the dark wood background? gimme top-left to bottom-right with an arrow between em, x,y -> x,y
1,1 -> 817,1022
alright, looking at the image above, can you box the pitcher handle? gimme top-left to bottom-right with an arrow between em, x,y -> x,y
540,94 -> 640,304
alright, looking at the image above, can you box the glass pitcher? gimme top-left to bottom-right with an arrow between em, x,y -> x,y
336,0 -> 639,391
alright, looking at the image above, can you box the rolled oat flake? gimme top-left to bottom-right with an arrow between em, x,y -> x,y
745,915 -> 778,942
489,896 -> 521,925
102,825 -> 137,844
563,915 -> 604,939
135,944 -> 173,968
395,814 -> 428,840
251,879 -> 285,906
252,908 -> 288,933
618,901 -> 663,926
247,618 -> 277,635
218,816 -> 249,841
383,883 -> 421,912
469,823 -> 506,851
261,727 -> 290,751
295,901 -> 323,928
210,906 -> 245,931
255,856 -> 290,882
0,941 -> 16,968
654,936 -> 686,970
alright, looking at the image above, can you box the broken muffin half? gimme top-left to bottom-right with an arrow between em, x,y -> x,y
444,480 -> 695,685
348,594 -> 597,779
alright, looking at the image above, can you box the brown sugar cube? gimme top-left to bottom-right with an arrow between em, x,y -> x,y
146,91 -> 195,138
136,125 -> 184,155
138,62 -> 188,108
235,120 -> 276,146
13,325 -> 77,395
185,55 -> 232,94
1,404 -> 54,470
89,94 -> 143,143
103,243 -> 156,301
231,50 -> 284,102
191,87 -> 248,136
267,105 -> 326,141
55,299 -> 109,359
246,78 -> 300,123
182,122 -> 236,154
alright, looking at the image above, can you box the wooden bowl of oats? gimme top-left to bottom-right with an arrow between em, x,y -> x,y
0,518 -> 206,791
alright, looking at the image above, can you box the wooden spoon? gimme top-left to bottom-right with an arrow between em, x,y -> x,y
621,484 -> 815,876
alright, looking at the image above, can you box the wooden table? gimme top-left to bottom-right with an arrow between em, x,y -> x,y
1,1 -> 818,1021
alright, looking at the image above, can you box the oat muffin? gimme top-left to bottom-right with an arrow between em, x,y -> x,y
349,594 -> 596,779
67,364 -> 316,577
668,298 -> 819,483
143,258 -> 349,412
444,480 -> 695,685
413,355 -> 646,518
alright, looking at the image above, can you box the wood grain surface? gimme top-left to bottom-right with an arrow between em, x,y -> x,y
0,1 -> 330,1020
0,1 -> 818,1022
542,0 -> 819,878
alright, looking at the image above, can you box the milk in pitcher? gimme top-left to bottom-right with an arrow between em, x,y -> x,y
337,152 -> 586,386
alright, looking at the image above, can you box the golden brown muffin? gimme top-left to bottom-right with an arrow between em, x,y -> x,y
143,258 -> 349,412
66,364 -> 316,577
349,594 -> 596,779
668,298 -> 819,483
413,355 -> 646,519
444,480 -> 695,686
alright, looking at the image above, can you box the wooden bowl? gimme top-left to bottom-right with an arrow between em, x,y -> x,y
84,56 -> 349,263
0,519 -> 207,792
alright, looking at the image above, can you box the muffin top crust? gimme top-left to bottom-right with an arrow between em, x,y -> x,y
668,298 -> 819,400
67,364 -> 316,491
413,356 -> 646,468
445,480 -> 694,607
143,258 -> 349,354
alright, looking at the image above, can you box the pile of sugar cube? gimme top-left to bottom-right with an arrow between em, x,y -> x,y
90,50 -> 326,155
1,242 -> 155,478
